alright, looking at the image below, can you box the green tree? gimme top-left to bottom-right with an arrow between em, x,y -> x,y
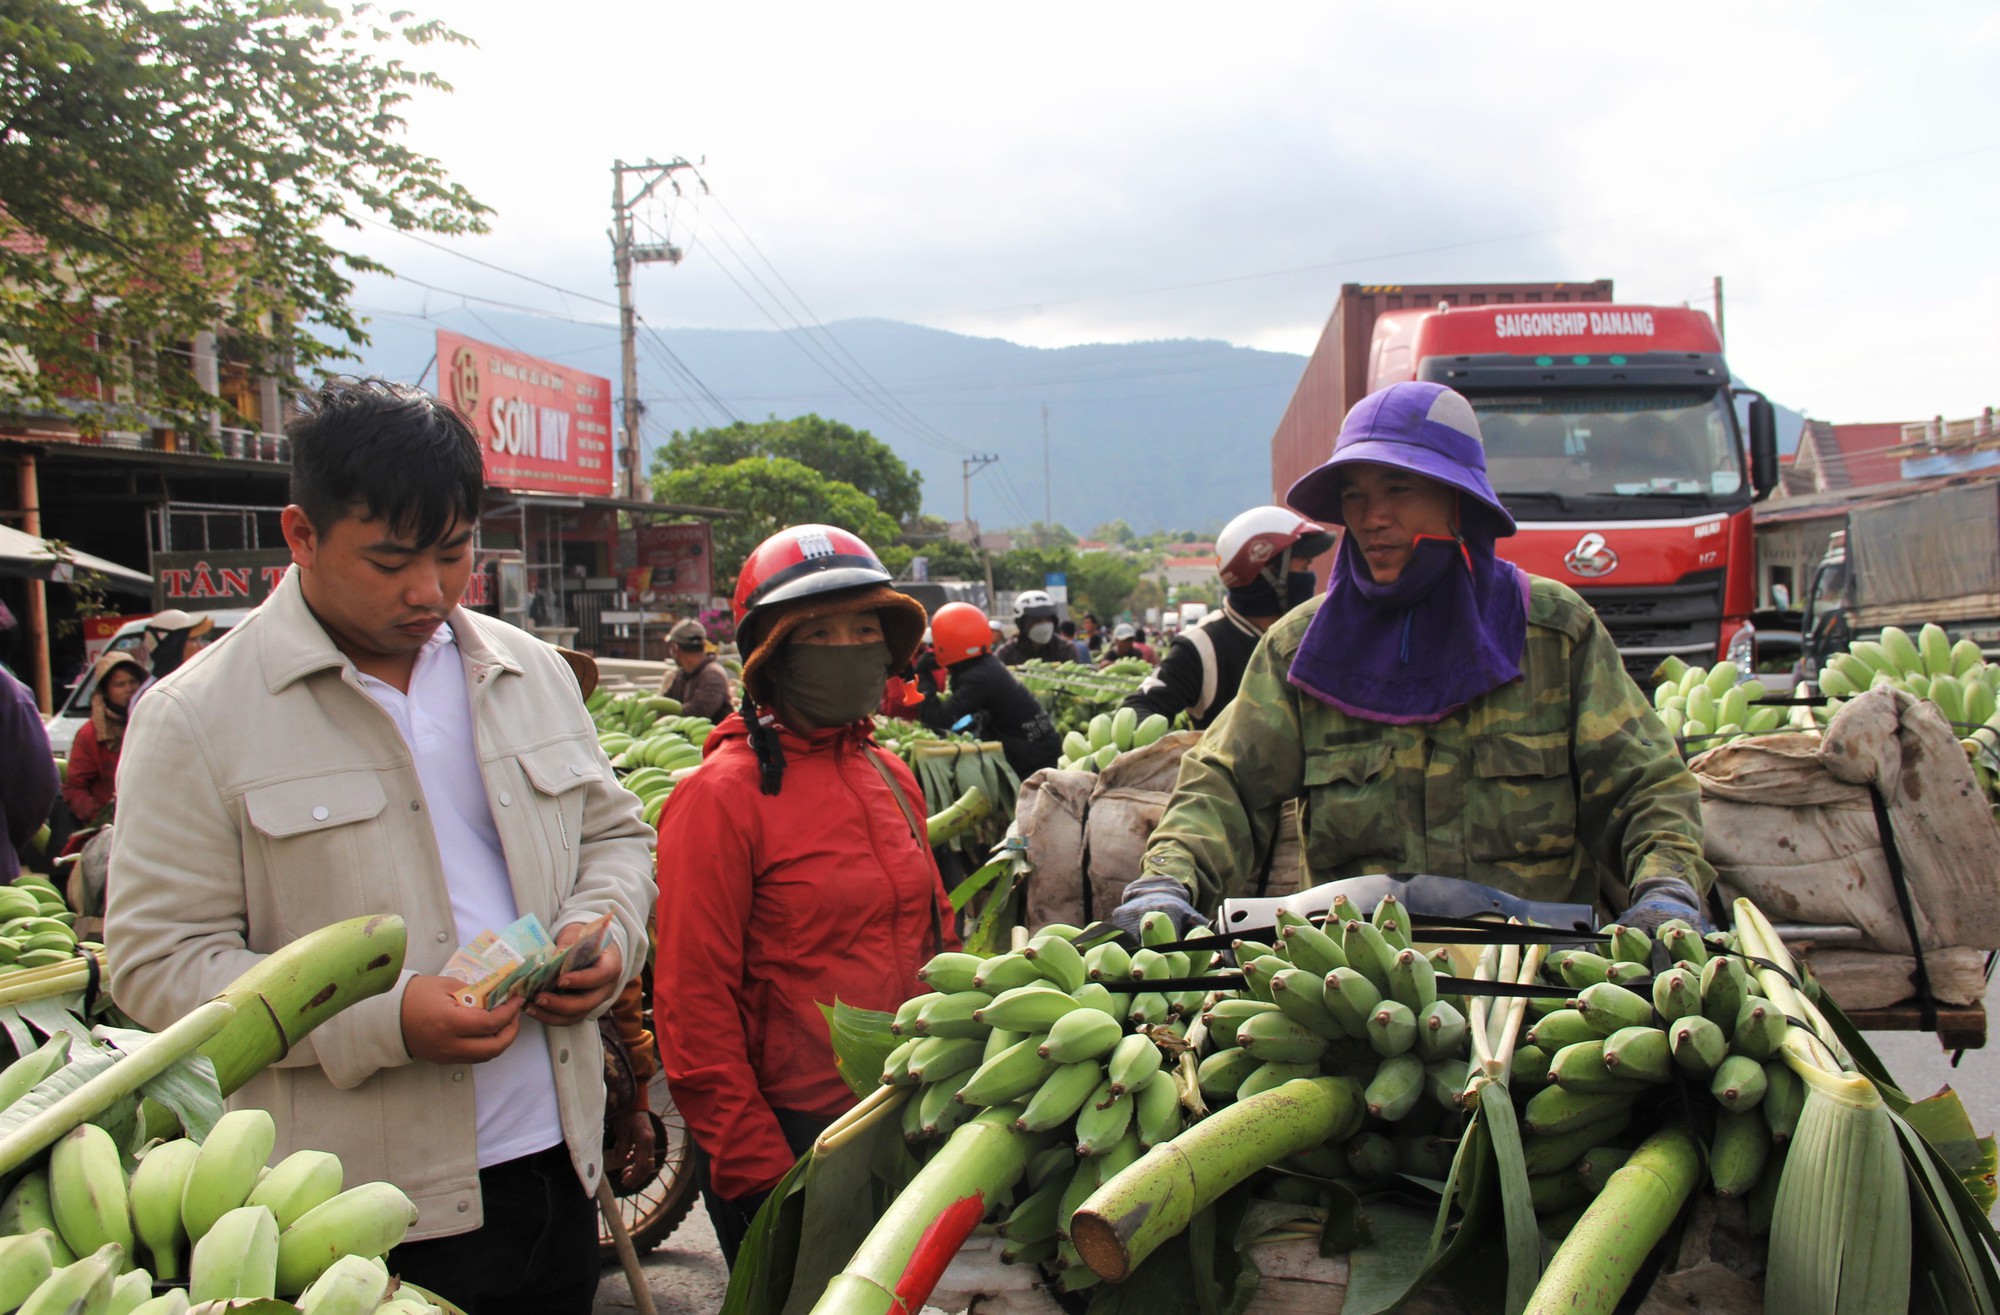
0,1 -> 488,431
653,415 -> 923,526
1128,578 -> 1166,622
991,545 -> 1076,593
651,456 -> 902,596
1014,521 -> 1077,550
1090,520 -> 1137,547
1070,553 -> 1142,620
910,534 -> 987,583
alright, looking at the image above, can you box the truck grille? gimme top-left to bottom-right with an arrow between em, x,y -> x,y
1572,569 -> 1725,682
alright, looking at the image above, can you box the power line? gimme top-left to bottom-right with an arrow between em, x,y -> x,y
361,217 -> 621,311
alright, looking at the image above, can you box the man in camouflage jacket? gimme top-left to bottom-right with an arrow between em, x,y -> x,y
1141,578 -> 1712,914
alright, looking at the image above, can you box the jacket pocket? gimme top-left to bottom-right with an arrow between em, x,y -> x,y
243,772 -> 390,934
1299,742 -> 1406,874
515,740 -> 603,899
1468,731 -> 1577,865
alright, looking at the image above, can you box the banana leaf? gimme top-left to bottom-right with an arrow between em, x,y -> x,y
817,1000 -> 899,1101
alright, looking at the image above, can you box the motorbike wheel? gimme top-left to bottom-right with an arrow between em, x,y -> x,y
598,1065 -> 699,1261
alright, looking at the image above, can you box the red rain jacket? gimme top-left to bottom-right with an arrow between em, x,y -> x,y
654,713 -> 957,1199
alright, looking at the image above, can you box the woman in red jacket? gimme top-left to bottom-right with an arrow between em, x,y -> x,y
63,651 -> 147,825
654,524 -> 956,1266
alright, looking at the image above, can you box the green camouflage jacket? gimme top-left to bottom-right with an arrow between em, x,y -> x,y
1143,576 -> 1714,913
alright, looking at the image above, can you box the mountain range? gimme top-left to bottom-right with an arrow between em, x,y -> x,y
349,308 -> 1804,535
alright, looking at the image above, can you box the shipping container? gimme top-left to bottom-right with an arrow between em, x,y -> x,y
1269,281 -> 1614,504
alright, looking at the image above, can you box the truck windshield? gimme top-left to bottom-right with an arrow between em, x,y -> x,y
1470,391 -> 1745,501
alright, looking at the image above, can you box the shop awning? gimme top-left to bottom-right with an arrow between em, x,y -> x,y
486,490 -> 741,519
0,524 -> 153,595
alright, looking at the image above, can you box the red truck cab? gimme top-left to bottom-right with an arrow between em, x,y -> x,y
1364,301 -> 1780,678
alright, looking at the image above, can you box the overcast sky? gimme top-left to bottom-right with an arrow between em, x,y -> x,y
345,2 -> 2000,427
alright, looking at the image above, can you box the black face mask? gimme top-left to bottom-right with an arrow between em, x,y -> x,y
1227,569 -> 1321,618
777,641 -> 889,728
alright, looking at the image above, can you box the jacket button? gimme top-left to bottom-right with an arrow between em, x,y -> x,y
452,1070 -> 464,1082
557,1048 -> 569,1064
586,1162 -> 597,1178
435,932 -> 448,943
498,791 -> 512,806
571,763 -> 586,775
410,800 -> 421,812
457,1200 -> 469,1212
311,806 -> 329,821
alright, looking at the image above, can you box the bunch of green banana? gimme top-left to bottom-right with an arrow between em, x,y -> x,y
590,690 -> 699,741
0,876 -> 84,973
0,1106 -> 418,1302
1055,707 -> 1172,773
1647,658 -> 1786,750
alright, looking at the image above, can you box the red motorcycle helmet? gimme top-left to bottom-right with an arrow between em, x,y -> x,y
930,602 -> 993,664
732,524 -> 927,705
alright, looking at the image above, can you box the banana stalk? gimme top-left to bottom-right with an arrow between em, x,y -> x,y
1523,1125 -> 1702,1314
923,787 -> 992,850
0,948 -> 98,1008
0,997 -> 236,1175
808,1107 -> 1047,1315
1068,1075 -> 1365,1282
200,914 -> 409,1095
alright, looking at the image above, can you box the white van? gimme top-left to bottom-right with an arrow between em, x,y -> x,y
43,610 -> 253,756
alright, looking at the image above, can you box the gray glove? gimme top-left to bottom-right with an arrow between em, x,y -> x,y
1622,876 -> 1709,935
1111,874 -> 1206,939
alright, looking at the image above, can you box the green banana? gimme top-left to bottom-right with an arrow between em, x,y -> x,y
17,1245 -> 118,1315
1235,1060 -> 1316,1102
188,1203 -> 280,1302
1139,911 -> 1177,950
296,1253 -> 394,1315
1072,1081 -> 1132,1156
1527,1007 -> 1599,1053
49,1122 -> 136,1259
1322,967 -> 1382,1036
973,953 -> 1043,994
955,1037 -> 1058,1107
1196,1048 -> 1262,1103
1575,981 -> 1653,1036
1239,955 -> 1288,1003
1555,950 -> 1614,990
913,990 -> 994,1039
1600,1025 -> 1674,1085
1133,1070 -> 1183,1148
1427,1056 -> 1471,1110
1083,941 -> 1132,983
1345,1131 -> 1397,1179
1523,1085 -> 1636,1137
1340,920 -> 1397,993
1023,934 -> 1087,993
1731,996 -> 1785,1061
1699,956 -> 1748,1035
998,1176 -> 1065,1243
0,1034 -> 71,1113
1027,1143 -> 1075,1193
0,1169 -> 76,1264
891,992 -> 942,1035
243,1149 -> 343,1233
1016,1063 -> 1112,1135
1278,922 -> 1346,977
1236,1011 -> 1328,1065
1547,1040 -> 1648,1095
920,1078 -> 971,1138
879,1037 -> 923,1086
1269,968 -> 1345,1040
1371,894 -> 1412,952
1604,924 -> 1651,966
273,1182 -> 419,1295
1386,947 -> 1437,1012
1529,1167 -> 1591,1216
125,1289 -> 190,1315
0,1230 -> 54,1314
1575,1144 -> 1633,1196
1133,713 -> 1170,748
1710,1054 -> 1768,1112
1659,922 -> 1708,968
1364,1053 -> 1425,1122
1365,1000 -> 1418,1058
1669,1015 -> 1728,1079
1509,1044 -> 1552,1088
916,952 -> 983,994
1522,1105 -> 1635,1175
1710,1108 -> 1771,1198
1037,1009 -> 1123,1064
1762,1060 -> 1804,1143
1650,966 -> 1701,1024
1105,1033 -> 1163,1095
976,985 -> 1079,1032
907,1036 -> 986,1085
1413,1000 -> 1467,1062
1920,623 -> 1954,676
1202,998 -> 1280,1030
1126,948 -> 1170,982
1125,992 -> 1172,1028
983,1027 -> 1025,1063
1880,626 -> 1923,676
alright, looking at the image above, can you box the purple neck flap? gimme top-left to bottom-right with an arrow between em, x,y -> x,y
1287,532 -> 1528,724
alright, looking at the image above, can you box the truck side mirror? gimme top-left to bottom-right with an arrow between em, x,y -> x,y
1748,396 -> 1779,497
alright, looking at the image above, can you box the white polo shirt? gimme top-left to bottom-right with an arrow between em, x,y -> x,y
356,625 -> 565,1169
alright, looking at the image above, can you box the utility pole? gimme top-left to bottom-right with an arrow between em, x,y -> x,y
1042,403 -> 1051,528
962,453 -> 999,611
611,157 -> 697,501
1713,274 -> 1726,349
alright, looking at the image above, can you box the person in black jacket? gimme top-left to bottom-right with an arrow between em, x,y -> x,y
917,603 -> 1061,779
1123,506 -> 1334,730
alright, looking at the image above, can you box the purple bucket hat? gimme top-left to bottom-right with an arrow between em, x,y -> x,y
1286,381 -> 1517,537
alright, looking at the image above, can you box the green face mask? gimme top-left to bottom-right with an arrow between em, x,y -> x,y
777,640 -> 889,728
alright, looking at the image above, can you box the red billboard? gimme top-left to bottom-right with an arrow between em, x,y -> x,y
435,330 -> 615,497
634,522 -> 714,601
